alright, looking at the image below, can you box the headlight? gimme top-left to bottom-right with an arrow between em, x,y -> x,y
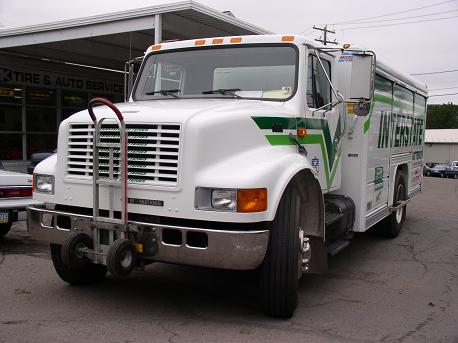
34,174 -> 54,194
195,187 -> 267,213
211,189 -> 236,211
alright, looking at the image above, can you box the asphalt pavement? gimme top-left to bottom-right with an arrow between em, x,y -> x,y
1,177 -> 457,343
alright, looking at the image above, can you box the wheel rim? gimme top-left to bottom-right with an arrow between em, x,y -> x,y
120,250 -> 133,268
395,184 -> 405,224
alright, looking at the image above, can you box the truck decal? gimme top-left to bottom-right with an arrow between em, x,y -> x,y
252,116 -> 342,188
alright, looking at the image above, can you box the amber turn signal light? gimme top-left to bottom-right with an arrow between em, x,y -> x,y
237,188 -> 267,213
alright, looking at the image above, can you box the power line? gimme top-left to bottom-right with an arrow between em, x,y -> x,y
331,0 -> 457,25
313,25 -> 338,45
338,9 -> 458,25
341,15 -> 458,30
412,68 -> 458,76
429,92 -> 458,97
429,86 -> 458,91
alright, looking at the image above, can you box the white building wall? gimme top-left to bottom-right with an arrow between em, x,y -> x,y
424,143 -> 458,164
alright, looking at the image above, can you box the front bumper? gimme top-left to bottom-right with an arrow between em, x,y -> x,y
27,205 -> 269,270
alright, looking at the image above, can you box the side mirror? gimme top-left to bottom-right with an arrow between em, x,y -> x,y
346,52 -> 376,117
349,53 -> 375,101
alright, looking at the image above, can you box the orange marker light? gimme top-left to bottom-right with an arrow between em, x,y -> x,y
230,37 -> 242,43
195,39 -> 206,46
237,188 -> 268,213
212,38 -> 224,44
282,35 -> 295,42
151,44 -> 161,51
297,128 -> 307,138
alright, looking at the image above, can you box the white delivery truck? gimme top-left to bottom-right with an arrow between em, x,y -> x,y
28,34 -> 427,318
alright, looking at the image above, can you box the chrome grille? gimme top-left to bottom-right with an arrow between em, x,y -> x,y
67,123 -> 181,186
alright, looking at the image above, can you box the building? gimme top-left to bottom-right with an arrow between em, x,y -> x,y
424,129 -> 458,165
0,1 -> 270,172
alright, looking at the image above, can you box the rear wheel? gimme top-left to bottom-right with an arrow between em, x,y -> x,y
261,184 -> 302,318
50,244 -> 107,285
0,222 -> 12,239
378,172 -> 407,238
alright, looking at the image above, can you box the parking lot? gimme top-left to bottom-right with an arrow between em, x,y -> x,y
0,177 -> 457,343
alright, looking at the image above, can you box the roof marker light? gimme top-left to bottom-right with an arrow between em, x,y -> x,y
230,37 -> 242,43
212,38 -> 224,44
343,43 -> 351,49
282,35 -> 295,42
151,44 -> 161,51
297,128 -> 307,138
195,39 -> 206,46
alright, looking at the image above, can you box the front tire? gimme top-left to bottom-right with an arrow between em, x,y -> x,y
50,244 -> 107,285
0,222 -> 12,239
261,184 -> 302,318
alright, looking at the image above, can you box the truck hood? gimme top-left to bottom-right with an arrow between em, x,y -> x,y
0,170 -> 33,187
65,98 -> 291,124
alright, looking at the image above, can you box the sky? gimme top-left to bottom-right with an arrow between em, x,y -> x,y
0,0 -> 457,104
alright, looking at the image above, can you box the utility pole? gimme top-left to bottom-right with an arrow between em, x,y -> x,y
313,25 -> 338,46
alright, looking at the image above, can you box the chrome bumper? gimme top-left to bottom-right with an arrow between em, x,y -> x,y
27,205 -> 269,270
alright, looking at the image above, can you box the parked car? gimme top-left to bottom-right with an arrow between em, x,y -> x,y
27,149 -> 56,174
445,166 -> 458,179
427,164 -> 450,178
0,167 -> 39,238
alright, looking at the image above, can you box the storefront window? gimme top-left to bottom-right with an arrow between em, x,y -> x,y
0,85 -> 22,104
0,134 -> 23,160
0,105 -> 22,131
62,91 -> 88,121
26,87 -> 56,106
26,133 -> 57,159
26,107 -> 57,131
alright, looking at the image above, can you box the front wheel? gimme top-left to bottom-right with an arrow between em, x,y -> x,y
261,185 -> 302,318
50,244 -> 107,285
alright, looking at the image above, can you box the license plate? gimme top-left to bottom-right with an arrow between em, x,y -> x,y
0,212 -> 8,224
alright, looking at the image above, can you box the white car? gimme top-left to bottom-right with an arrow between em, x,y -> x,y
0,162 -> 38,238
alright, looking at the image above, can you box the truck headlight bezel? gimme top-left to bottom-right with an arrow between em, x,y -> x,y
195,187 -> 267,213
34,174 -> 55,194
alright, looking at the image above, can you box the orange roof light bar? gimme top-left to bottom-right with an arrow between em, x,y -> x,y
230,37 -> 243,43
282,35 -> 295,42
212,38 -> 224,44
195,39 -> 206,46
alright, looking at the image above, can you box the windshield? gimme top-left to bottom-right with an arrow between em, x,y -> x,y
134,45 -> 298,101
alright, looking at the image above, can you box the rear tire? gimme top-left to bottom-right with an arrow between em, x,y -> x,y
0,222 -> 12,239
378,172 -> 407,238
261,184 -> 301,318
50,244 -> 107,285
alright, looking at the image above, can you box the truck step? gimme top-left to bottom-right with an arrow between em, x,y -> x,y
326,239 -> 350,256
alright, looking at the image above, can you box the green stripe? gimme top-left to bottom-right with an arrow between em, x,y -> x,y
254,114 -> 342,189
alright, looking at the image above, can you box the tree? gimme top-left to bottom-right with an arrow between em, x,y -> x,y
426,103 -> 458,129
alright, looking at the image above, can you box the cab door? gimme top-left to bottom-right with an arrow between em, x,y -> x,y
303,53 -> 342,192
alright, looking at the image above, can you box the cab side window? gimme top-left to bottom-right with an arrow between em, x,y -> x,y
307,55 -> 331,109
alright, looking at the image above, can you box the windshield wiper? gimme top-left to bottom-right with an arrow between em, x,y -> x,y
202,88 -> 243,98
145,89 -> 181,98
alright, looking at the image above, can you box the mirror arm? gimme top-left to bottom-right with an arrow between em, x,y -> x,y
313,51 -> 339,99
